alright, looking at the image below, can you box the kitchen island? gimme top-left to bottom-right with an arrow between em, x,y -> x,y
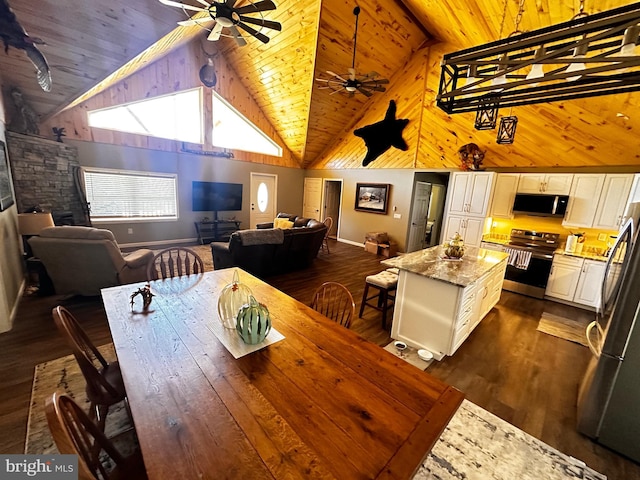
383,245 -> 508,360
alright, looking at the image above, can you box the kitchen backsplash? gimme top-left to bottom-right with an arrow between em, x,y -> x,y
487,215 -> 618,256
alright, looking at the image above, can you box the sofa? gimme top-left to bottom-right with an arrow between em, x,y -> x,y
29,226 -> 154,296
211,215 -> 327,277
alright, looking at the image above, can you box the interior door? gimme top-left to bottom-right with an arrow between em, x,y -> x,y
407,182 -> 431,252
303,177 -> 322,220
250,173 -> 277,228
323,180 -> 341,238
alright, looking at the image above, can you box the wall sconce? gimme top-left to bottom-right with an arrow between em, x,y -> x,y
18,212 -> 54,257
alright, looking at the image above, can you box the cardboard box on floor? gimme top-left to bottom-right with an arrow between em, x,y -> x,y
364,240 -> 379,254
379,242 -> 398,258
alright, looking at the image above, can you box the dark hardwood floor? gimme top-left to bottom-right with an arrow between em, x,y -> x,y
1,240 -> 638,479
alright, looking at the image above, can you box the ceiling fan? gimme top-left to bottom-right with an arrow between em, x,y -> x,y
158,0 -> 282,47
315,6 -> 389,97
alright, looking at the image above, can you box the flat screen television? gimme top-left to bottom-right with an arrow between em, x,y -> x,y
192,181 -> 243,220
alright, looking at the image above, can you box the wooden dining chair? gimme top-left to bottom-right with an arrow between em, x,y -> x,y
146,247 -> 204,280
52,306 -> 127,432
320,217 -> 333,254
45,392 -> 148,480
310,281 -> 356,328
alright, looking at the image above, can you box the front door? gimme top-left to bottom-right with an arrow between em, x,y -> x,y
250,173 -> 277,228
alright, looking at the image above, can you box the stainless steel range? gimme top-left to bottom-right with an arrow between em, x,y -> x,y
501,229 -> 560,299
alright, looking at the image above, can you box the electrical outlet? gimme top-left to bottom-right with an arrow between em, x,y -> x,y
598,233 -> 606,241
128,228 -> 133,234
393,213 -> 401,219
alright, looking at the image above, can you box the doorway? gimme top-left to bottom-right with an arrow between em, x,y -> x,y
406,180 -> 447,253
303,177 -> 323,220
322,179 -> 342,239
250,173 -> 277,228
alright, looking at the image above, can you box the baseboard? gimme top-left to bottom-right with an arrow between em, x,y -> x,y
337,238 -> 363,248
119,237 -> 199,249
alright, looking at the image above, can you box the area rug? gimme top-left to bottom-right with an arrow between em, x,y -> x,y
383,341 -> 433,369
25,344 -> 133,455
537,312 -> 589,347
26,348 -> 606,480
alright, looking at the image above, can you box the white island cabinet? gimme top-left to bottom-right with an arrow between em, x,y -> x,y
382,246 -> 508,360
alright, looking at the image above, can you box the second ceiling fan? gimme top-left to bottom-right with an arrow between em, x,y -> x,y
316,6 -> 389,97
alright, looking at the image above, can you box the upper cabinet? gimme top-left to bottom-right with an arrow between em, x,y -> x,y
564,174 -> 633,229
563,174 -> 606,228
490,174 -> 519,218
447,172 -> 495,217
592,174 -> 634,230
517,174 -> 573,195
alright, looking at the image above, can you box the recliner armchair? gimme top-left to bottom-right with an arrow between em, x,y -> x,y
29,226 -> 154,296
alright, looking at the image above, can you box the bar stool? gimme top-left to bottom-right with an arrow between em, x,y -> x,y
359,269 -> 399,329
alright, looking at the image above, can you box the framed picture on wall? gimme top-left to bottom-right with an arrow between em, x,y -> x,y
354,183 -> 389,214
0,140 -> 15,212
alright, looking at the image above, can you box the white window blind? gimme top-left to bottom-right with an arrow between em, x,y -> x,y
83,169 -> 178,221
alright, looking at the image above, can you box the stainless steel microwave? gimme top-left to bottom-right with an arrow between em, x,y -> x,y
512,193 -> 569,217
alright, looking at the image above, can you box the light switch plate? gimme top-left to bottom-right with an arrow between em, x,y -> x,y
394,213 -> 401,219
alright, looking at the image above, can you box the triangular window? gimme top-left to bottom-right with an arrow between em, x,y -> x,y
87,88 -> 203,144
212,91 -> 282,157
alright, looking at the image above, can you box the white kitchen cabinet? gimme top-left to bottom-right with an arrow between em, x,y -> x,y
563,174 -> 606,228
574,260 -> 606,309
490,174 -> 519,218
391,258 -> 507,360
443,215 -> 484,247
592,174 -> 634,230
545,255 -> 584,301
517,174 -> 573,194
447,172 -> 495,217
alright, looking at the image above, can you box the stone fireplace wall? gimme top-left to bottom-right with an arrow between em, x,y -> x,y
6,131 -> 87,224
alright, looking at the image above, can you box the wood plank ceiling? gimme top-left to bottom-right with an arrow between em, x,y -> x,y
1,0 -> 639,169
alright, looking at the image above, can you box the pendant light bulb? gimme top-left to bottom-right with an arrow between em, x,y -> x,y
566,42 -> 588,81
525,46 -> 546,82
620,25 -> 640,56
491,54 -> 508,91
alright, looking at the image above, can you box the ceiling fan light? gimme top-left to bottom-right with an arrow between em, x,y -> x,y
345,85 -> 357,92
620,25 -> 640,56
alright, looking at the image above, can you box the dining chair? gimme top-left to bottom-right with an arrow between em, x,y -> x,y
52,306 -> 127,432
45,392 -> 148,480
146,247 -> 204,280
310,281 -> 356,328
320,217 -> 333,254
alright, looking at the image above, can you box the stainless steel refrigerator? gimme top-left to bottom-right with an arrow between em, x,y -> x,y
576,215 -> 640,461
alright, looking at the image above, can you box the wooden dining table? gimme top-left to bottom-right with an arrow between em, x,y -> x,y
101,268 -> 464,480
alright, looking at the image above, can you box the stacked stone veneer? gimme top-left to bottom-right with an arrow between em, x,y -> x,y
6,131 -> 86,224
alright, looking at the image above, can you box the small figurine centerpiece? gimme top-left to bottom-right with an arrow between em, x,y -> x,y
218,269 -> 253,329
236,296 -> 271,345
130,284 -> 155,311
444,232 -> 465,259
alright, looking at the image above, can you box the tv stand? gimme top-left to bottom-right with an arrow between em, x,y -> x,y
195,219 -> 241,244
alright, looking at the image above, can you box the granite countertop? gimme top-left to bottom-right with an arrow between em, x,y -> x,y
382,245 -> 508,287
553,249 -> 609,262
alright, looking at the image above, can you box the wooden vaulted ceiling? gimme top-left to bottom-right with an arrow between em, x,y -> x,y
1,0 -> 639,170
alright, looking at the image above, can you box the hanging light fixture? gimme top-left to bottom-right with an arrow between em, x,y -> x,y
436,2 -> 640,115
474,96 -> 499,130
496,115 -> 518,144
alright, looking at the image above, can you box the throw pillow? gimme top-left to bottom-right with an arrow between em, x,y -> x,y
274,218 -> 294,229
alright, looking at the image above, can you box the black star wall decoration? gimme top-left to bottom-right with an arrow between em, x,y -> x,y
353,100 -> 409,166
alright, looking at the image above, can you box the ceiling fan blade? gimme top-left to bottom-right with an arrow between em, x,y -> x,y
228,25 -> 247,46
315,78 -> 331,83
178,17 -> 215,26
159,0 -> 207,12
357,87 -> 373,97
370,85 -> 386,92
348,68 -> 356,80
326,71 -> 347,83
226,0 -> 237,6
235,0 -> 276,14
236,21 -> 270,43
360,79 -> 390,86
329,88 -> 344,96
208,22 -> 224,41
195,0 -> 211,6
238,15 -> 282,31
